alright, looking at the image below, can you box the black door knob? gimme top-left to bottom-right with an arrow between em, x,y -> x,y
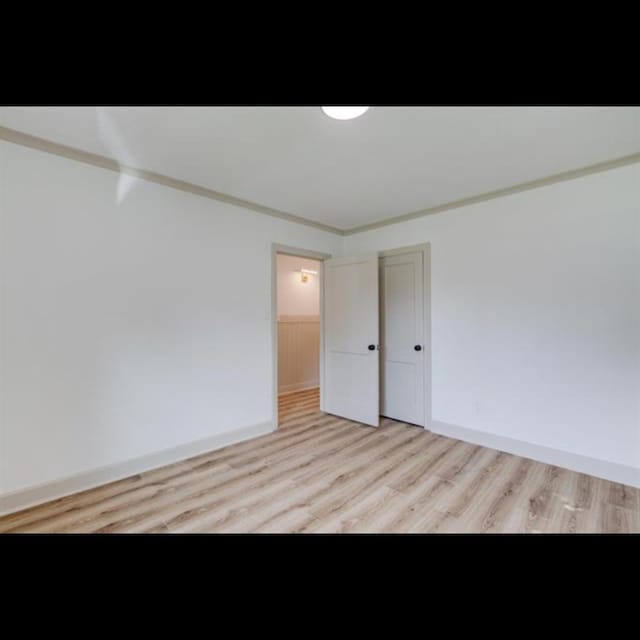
414,345 -> 422,351
368,345 -> 376,351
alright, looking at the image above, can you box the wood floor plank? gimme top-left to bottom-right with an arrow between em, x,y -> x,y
454,456 -> 535,533
306,486 -> 404,533
1,388 -> 638,534
383,476 -> 457,533
434,448 -> 511,519
91,427 -> 367,533
251,508 -> 319,534
388,437 -> 466,494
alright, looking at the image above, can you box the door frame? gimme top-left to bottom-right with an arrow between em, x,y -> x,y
271,243 -> 332,430
378,243 -> 432,430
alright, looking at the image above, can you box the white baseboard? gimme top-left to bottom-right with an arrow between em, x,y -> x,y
431,420 -> 640,488
0,421 -> 274,517
278,381 -> 319,395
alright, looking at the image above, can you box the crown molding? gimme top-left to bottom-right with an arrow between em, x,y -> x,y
2,125 -> 638,238
342,152 -> 640,235
0,126 -> 344,236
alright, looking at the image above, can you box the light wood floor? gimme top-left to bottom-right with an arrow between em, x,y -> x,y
1,387 -> 638,533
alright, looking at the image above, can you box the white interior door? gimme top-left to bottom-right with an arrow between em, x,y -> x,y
380,251 -> 424,426
322,254 -> 379,427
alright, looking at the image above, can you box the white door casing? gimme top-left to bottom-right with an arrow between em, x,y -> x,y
322,254 -> 380,427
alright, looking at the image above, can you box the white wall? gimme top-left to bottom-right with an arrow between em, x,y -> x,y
277,254 -> 320,317
345,164 -> 640,475
277,255 -> 321,394
0,141 -> 341,496
278,319 -> 320,394
2,137 -> 638,503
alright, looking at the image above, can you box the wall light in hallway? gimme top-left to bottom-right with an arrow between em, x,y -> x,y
299,268 -> 318,283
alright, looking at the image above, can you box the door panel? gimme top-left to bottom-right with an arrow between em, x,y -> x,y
380,251 -> 424,425
323,254 -> 379,427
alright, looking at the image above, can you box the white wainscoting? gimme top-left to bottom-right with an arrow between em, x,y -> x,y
278,315 -> 320,394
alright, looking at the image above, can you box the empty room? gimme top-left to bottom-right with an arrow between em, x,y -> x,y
0,106 -> 638,535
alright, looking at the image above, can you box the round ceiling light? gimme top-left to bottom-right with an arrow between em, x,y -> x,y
321,106 -> 370,120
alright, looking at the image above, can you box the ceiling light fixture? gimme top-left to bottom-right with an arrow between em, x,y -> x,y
321,106 -> 370,120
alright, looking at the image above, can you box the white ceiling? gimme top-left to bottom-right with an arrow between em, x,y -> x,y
1,106 -> 638,231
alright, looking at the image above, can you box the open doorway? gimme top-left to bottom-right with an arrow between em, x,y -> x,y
273,246 -> 329,429
271,243 -> 430,432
